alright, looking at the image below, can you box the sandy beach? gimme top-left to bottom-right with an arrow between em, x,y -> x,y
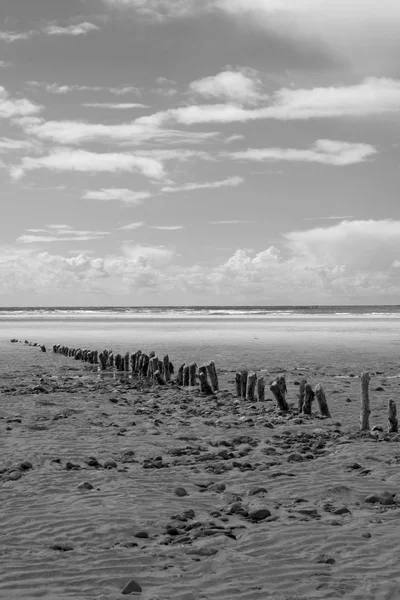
2,318 -> 400,600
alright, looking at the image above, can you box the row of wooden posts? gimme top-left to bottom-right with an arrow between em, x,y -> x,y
235,371 -> 331,418
52,344 -> 219,394
361,371 -> 398,433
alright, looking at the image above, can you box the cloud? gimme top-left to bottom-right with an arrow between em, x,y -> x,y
146,77 -> 400,125
0,87 -> 42,119
156,77 -> 177,85
11,149 -> 166,180
17,116 -> 215,146
211,220 -> 253,224
83,189 -> 152,204
43,22 -> 100,36
0,61 -> 11,68
0,137 -> 40,152
303,215 -> 355,221
189,69 -> 267,105
17,225 -> 110,244
161,176 -> 243,193
82,102 -> 148,109
5,219 -> 400,302
100,0 -> 400,68
225,134 -> 244,143
0,31 -> 36,42
27,81 -> 141,96
227,140 -> 377,166
119,221 -> 145,230
150,225 -> 184,230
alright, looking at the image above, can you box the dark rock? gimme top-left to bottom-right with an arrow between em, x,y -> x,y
248,487 -> 268,496
19,461 -> 33,471
287,453 -> 303,462
174,487 -> 188,497
121,578 -> 142,594
50,543 -> 74,552
134,531 -> 149,539
248,507 -> 271,520
361,532 -> 372,538
316,554 -> 336,564
77,481 -> 94,490
103,459 -> 117,469
332,506 -> 351,515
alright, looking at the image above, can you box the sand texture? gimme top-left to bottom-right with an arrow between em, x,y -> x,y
2,343 -> 400,600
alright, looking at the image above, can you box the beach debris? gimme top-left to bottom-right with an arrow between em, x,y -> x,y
388,399 -> 398,433
270,376 -> 289,412
315,384 -> 331,418
360,372 -> 370,431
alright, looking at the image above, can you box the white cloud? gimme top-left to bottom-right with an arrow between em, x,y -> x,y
161,176 -> 243,193
227,140 -> 377,166
0,87 -> 42,119
150,225 -> 184,230
159,78 -> 400,124
83,189 -> 152,204
225,134 -> 244,143
43,22 -> 100,36
26,81 -> 141,96
83,102 -> 148,109
11,149 -> 166,180
0,61 -> 11,68
5,219 -> 400,302
189,69 -> 267,105
119,221 -> 145,230
101,0 -> 400,67
0,137 -> 40,152
156,77 -> 177,85
17,225 -> 110,244
0,31 -> 36,42
211,220 -> 253,224
17,116 -> 215,145
109,86 -> 141,96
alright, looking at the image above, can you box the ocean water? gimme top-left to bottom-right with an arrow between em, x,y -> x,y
1,306 -> 400,374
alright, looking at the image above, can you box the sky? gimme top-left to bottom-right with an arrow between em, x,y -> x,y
1,0 -> 400,306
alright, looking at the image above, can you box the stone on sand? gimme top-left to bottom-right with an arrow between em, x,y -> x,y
174,487 -> 188,497
77,481 -> 94,490
121,578 -> 142,594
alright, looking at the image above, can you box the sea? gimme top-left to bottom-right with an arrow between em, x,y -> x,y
1,306 -> 400,375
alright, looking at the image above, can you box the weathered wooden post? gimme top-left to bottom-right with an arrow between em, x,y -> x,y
246,372 -> 257,402
270,376 -> 289,411
257,376 -> 265,402
206,361 -> 219,392
183,364 -> 190,387
176,363 -> 185,386
315,383 -> 331,417
40,345 -> 46,353
87,351 -> 93,364
298,378 -> 307,412
134,351 -> 142,374
75,349 -> 82,360
52,344 -> 57,353
140,354 -> 149,377
115,354 -> 122,370
163,355 -> 171,382
388,399 -> 398,433
235,372 -> 242,398
189,362 -> 197,386
154,370 -> 166,385
303,384 -> 315,415
99,352 -> 107,370
360,372 -> 370,431
149,350 -> 155,359
199,371 -> 213,395
124,352 -> 130,372
241,370 -> 248,399
130,353 -> 136,373
108,352 -> 114,368
148,356 -> 158,379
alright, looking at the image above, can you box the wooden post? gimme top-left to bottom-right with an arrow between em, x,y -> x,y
163,355 -> 171,382
303,384 -> 315,415
257,376 -> 265,402
360,372 -> 370,431
241,370 -> 248,399
124,352 -> 130,372
183,364 -> 190,387
388,399 -> 398,433
99,352 -> 107,370
270,376 -> 289,411
246,372 -> 257,403
206,361 -> 219,392
140,354 -> 149,377
199,372 -> 213,395
154,370 -> 166,386
189,362 -> 197,386
52,345 -> 57,353
130,353 -> 136,373
298,378 -> 307,412
149,350 -> 155,359
75,349 -> 81,360
314,383 -> 331,417
235,372 -> 242,398
108,352 -> 114,368
134,351 -> 142,374
114,354 -> 121,370
176,363 -> 185,386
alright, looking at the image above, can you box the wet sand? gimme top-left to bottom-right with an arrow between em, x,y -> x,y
2,340 -> 400,599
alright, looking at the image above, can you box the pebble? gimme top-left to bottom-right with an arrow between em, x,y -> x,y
248,487 -> 268,496
248,507 -> 271,520
77,481 -> 94,490
121,578 -> 142,594
103,459 -> 117,469
316,554 -> 336,564
174,487 -> 188,497
365,491 -> 395,505
287,453 -> 303,462
362,532 -> 372,538
134,531 -> 149,539
332,506 -> 351,515
50,543 -> 74,552
19,461 -> 33,471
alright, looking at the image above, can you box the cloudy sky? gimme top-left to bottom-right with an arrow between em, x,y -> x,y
1,0 -> 400,305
